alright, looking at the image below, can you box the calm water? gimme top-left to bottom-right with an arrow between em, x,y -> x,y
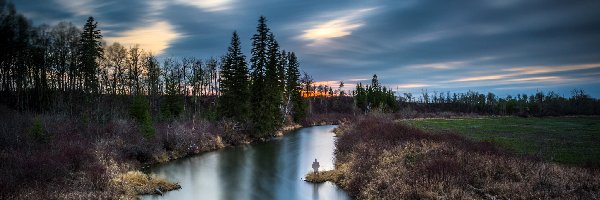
142,125 -> 350,200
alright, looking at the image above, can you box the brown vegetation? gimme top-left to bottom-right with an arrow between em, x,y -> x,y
0,105 -> 256,199
301,113 -> 354,126
112,171 -> 181,196
331,116 -> 600,199
304,170 -> 341,183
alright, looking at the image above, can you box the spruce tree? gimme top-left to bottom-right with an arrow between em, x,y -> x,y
249,16 -> 272,137
265,33 -> 283,128
286,52 -> 305,122
218,31 -> 250,122
77,16 -> 103,94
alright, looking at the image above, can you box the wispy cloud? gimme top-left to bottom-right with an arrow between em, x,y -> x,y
56,0 -> 96,16
405,57 -> 496,71
173,0 -> 234,12
451,75 -> 507,82
449,63 -> 600,84
507,76 -> 562,83
503,63 -> 600,75
407,61 -> 466,70
313,80 -> 341,87
104,21 -> 181,55
348,78 -> 369,82
397,83 -> 431,88
299,8 -> 376,46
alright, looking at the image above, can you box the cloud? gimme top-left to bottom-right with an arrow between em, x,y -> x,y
55,0 -> 96,16
448,63 -> 600,85
407,61 -> 466,70
313,80 -> 341,87
503,63 -> 600,75
506,76 -> 564,84
104,21 -> 181,55
173,0 -> 234,12
299,8 -> 376,46
397,84 -> 431,88
348,78 -> 369,82
451,75 -> 507,82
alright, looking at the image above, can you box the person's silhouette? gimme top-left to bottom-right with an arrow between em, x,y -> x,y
312,158 -> 320,174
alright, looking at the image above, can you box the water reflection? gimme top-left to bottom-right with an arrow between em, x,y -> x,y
142,125 -> 349,200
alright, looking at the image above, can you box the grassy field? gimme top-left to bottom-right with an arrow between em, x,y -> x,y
402,116 -> 600,167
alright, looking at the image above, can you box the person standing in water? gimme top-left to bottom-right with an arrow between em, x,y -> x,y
312,158 -> 320,174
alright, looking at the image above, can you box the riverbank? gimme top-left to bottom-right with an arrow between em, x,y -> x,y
0,106 -> 306,199
313,116 -> 600,199
142,125 -> 348,200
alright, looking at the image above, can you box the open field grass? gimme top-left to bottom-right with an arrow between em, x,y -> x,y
402,116 -> 600,167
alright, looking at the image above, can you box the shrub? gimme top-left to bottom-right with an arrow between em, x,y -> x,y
131,95 -> 155,138
218,120 -> 247,145
30,116 -> 46,142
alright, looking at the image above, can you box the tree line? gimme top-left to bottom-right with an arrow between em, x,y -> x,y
300,74 -> 599,116
0,2 -> 306,137
398,89 -> 600,116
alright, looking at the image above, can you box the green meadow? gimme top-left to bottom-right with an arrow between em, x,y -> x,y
403,116 -> 600,167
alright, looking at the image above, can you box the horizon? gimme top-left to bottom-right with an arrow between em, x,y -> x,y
13,0 -> 600,97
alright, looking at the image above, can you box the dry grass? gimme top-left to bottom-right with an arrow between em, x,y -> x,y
301,113 -> 354,126
333,116 -> 600,199
304,170 -> 341,183
111,171 -> 181,196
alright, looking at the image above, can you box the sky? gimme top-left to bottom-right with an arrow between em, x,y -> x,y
13,0 -> 600,97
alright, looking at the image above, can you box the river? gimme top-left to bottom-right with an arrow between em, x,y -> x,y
142,125 -> 350,200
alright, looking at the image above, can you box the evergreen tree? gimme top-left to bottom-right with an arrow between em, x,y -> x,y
218,31 -> 250,122
249,16 -> 272,137
355,83 -> 368,112
286,52 -> 305,122
265,33 -> 283,127
77,16 -> 103,94
130,95 -> 155,138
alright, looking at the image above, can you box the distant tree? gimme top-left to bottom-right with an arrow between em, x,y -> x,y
422,89 -> 429,104
49,21 -> 80,92
352,74 -> 397,113
104,43 -> 127,94
206,57 -> 219,96
218,31 -> 250,122
145,53 -> 161,110
127,45 -> 143,95
354,83 -> 367,112
0,2 -> 32,109
161,57 -> 183,119
29,24 -> 52,110
339,81 -> 345,97
301,71 -> 313,94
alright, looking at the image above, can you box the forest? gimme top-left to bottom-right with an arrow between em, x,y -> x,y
0,1 -> 309,138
